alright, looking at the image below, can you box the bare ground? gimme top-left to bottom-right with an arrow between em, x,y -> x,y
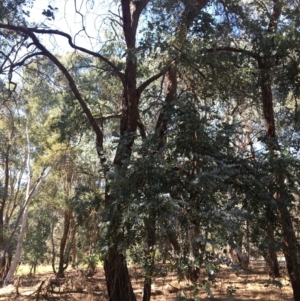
0,264 -> 293,301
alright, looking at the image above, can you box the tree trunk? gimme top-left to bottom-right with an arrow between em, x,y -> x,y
142,215 -> 156,301
104,247 -> 136,301
0,145 -> 11,281
71,234 -> 77,268
259,58 -> 300,299
277,195 -> 300,301
103,2 -> 153,300
0,255 -> 10,282
0,145 -> 10,240
4,126 -> 50,285
57,210 -> 72,277
266,220 -> 280,277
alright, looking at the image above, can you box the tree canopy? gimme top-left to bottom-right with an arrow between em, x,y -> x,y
1,1 -> 300,300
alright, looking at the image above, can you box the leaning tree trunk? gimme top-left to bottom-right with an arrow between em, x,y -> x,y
4,126 -> 50,285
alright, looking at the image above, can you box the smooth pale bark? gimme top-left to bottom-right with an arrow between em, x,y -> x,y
4,126 -> 50,285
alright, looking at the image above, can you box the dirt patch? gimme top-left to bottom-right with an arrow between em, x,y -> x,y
0,265 -> 293,301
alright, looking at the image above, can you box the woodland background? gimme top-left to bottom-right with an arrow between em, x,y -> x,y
0,0 -> 300,300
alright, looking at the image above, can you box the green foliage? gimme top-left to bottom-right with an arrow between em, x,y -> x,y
22,207 -> 52,274
102,94 -> 253,275
80,253 -> 99,276
1,0 -> 300,298
0,0 -> 31,23
71,186 -> 102,225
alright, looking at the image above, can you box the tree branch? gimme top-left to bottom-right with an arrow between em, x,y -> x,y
12,51 -> 44,69
203,46 -> 258,59
268,0 -> 282,33
0,24 -> 125,86
0,24 -> 105,161
135,0 -> 150,14
93,113 -> 122,122
137,69 -> 167,96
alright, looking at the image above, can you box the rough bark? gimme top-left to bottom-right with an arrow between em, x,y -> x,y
142,216 -> 156,301
104,248 -> 136,301
104,2 -> 151,301
57,210 -> 72,278
266,218 -> 280,277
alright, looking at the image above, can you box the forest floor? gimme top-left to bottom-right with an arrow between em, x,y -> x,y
0,263 -> 293,301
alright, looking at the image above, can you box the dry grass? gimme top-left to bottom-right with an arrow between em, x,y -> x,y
15,264 -> 55,276
0,264 -> 293,301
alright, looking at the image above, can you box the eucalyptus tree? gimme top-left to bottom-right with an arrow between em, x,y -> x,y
1,1 -> 210,299
2,102 -> 52,284
198,0 -> 300,298
0,95 -> 27,280
18,54 -> 104,278
1,0 -> 300,300
22,206 -> 52,275
164,1 -> 300,297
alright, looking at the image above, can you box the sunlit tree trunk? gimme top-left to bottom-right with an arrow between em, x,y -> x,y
4,125 -> 50,285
